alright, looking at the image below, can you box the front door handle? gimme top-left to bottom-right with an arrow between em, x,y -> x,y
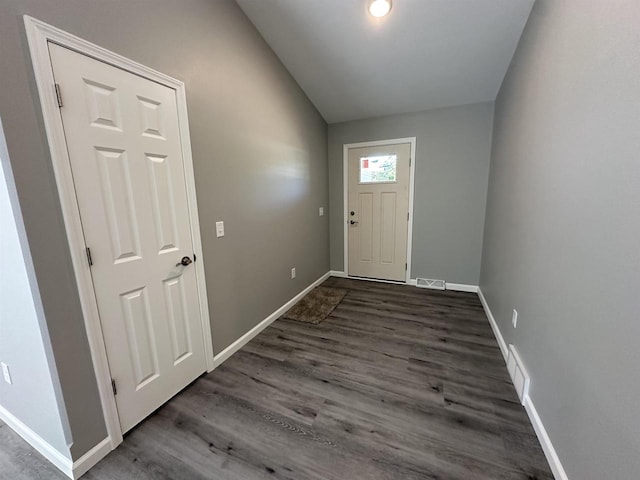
350,220 -> 359,225
176,256 -> 193,267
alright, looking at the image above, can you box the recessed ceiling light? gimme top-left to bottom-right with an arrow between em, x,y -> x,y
369,0 -> 392,18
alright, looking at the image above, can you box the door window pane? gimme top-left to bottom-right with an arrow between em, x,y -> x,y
359,155 -> 397,183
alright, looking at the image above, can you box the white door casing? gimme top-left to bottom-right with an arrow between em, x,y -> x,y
347,142 -> 412,282
48,43 -> 207,434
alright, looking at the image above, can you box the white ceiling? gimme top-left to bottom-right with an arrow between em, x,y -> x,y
236,0 -> 535,123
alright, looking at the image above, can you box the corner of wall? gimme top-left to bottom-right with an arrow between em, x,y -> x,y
477,287 -> 568,480
0,115 -> 73,475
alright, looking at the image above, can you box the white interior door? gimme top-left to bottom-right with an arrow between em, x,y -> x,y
348,143 -> 411,282
49,43 -> 207,433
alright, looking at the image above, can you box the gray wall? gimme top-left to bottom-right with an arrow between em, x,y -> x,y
0,117 -> 71,459
0,0 -> 328,459
328,103 -> 494,285
479,1 -> 640,478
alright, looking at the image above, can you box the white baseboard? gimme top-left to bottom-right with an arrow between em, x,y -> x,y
477,287 -> 508,361
71,437 -> 111,479
524,396 -> 569,480
330,271 -> 412,286
0,404 -> 73,478
331,272 -> 477,294
445,283 -> 478,293
477,287 -> 568,480
0,404 -> 113,479
212,271 -> 332,368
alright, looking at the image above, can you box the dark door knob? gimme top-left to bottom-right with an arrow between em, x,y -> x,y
176,256 -> 193,267
350,211 -> 355,216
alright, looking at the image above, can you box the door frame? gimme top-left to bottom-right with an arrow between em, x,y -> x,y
24,16 -> 215,452
343,137 -> 417,284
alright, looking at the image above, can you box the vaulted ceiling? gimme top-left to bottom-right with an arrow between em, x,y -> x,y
236,0 -> 535,123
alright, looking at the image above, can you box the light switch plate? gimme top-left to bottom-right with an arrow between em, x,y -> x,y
319,207 -> 324,216
291,267 -> 296,279
215,221 -> 224,238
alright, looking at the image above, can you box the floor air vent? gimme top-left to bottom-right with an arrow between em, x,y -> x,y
415,278 -> 445,290
507,344 -> 530,405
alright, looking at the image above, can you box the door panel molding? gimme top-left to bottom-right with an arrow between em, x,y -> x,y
343,137 -> 416,283
24,15 -> 214,469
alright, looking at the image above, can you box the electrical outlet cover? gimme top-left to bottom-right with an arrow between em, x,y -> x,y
1,363 -> 12,385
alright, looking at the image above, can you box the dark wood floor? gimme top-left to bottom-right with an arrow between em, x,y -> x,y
2,278 -> 553,480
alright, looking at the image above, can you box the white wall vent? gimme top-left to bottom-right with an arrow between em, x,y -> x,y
415,278 -> 445,290
507,344 -> 530,405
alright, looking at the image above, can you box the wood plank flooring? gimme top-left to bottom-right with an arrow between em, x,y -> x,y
1,277 -> 553,479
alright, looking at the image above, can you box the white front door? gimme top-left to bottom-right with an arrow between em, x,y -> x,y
348,143 -> 411,282
49,43 -> 207,433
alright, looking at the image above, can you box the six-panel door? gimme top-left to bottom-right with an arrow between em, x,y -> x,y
49,43 -> 207,433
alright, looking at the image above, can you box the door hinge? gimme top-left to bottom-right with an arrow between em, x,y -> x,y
86,247 -> 93,266
193,253 -> 197,262
407,212 -> 410,221
54,83 -> 63,108
409,157 -> 412,166
405,263 -> 408,270
111,379 -> 117,396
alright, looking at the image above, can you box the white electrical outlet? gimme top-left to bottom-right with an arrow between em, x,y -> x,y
215,221 -> 225,238
2,362 -> 12,385
319,207 -> 324,216
291,267 -> 296,279
512,309 -> 518,328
